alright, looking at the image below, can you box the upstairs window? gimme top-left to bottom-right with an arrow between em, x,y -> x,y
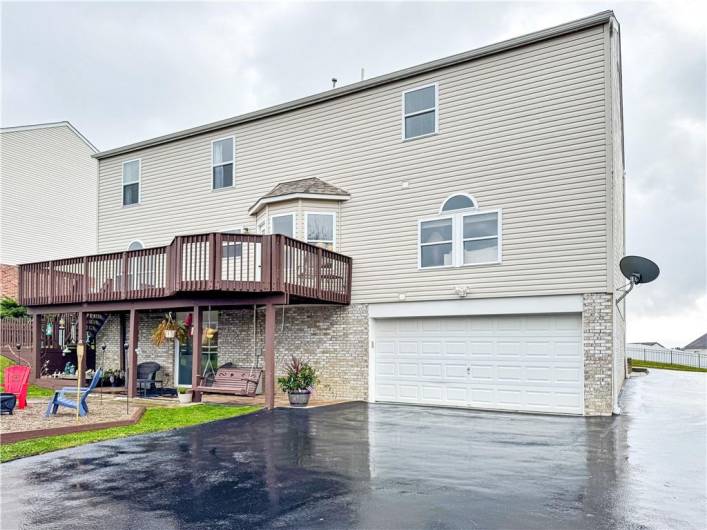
212,136 -> 234,189
306,212 -> 335,250
419,194 -> 501,268
420,218 -> 453,268
403,84 -> 438,140
122,159 -> 140,206
271,213 -> 295,238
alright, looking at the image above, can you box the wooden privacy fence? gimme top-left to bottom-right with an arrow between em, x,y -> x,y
0,317 -> 33,350
627,345 -> 707,369
19,233 -> 352,306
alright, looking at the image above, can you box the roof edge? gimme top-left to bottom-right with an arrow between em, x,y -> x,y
249,192 -> 351,216
1,121 -> 98,153
94,10 -> 614,160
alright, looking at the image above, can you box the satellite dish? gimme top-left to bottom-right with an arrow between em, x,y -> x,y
616,255 -> 660,303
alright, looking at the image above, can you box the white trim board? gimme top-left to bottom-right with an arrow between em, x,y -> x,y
368,294 -> 583,319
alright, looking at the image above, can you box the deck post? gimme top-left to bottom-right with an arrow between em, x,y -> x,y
77,311 -> 87,385
264,303 -> 276,410
31,314 -> 42,380
191,306 -> 203,403
127,308 -> 138,398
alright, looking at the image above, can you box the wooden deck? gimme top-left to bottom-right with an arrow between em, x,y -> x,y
18,233 -> 352,309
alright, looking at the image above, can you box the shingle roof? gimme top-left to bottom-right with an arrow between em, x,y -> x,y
261,177 -> 349,199
249,177 -> 350,215
684,333 -> 707,350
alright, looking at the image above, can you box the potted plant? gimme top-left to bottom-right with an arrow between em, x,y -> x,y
277,356 -> 319,407
151,313 -> 188,347
177,386 -> 192,404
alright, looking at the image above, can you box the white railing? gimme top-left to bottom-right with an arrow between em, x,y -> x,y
627,345 -> 707,369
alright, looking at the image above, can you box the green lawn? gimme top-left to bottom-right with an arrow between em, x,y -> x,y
0,404 -> 260,463
0,355 -> 54,398
631,359 -> 707,373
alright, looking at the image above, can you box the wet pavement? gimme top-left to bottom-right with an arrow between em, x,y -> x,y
1,369 -> 705,529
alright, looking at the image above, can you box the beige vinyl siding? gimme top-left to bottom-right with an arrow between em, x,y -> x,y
98,25 -> 610,304
0,124 -> 97,264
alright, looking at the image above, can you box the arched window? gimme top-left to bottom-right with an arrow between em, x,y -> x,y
440,193 -> 477,213
420,193 -> 501,269
127,240 -> 144,251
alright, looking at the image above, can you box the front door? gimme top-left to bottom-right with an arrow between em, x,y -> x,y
173,310 -> 220,386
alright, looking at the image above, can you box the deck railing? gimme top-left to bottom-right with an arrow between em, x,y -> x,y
18,233 -> 351,306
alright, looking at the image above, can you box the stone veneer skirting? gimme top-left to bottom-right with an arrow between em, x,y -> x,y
582,293 -> 615,415
95,295 -> 619,415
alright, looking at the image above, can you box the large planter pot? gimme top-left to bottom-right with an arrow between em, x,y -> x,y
178,391 -> 193,404
287,390 -> 311,407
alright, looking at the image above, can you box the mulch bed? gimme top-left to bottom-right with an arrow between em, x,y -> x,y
0,396 -> 144,444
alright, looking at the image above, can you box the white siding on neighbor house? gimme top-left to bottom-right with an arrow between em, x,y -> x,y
0,124 -> 98,265
97,25 -> 613,304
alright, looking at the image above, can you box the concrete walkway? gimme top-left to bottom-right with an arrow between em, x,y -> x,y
1,369 -> 705,529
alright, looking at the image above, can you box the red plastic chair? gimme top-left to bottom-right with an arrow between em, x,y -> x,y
2,365 -> 31,409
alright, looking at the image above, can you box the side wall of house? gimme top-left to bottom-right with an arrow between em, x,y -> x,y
0,264 -> 19,299
97,25 -> 611,305
0,125 -> 98,264
607,21 -> 627,409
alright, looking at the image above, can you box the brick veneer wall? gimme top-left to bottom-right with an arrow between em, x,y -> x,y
583,293 -> 614,415
96,312 -> 176,384
96,305 -> 370,400
219,304 -> 369,400
0,264 -> 19,299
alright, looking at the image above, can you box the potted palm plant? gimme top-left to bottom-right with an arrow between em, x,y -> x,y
277,356 -> 319,407
177,385 -> 192,404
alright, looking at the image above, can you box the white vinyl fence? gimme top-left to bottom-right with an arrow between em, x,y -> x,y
627,345 -> 707,369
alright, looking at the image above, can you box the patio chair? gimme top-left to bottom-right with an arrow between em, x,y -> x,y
45,369 -> 103,417
136,362 -> 162,397
1,365 -> 31,409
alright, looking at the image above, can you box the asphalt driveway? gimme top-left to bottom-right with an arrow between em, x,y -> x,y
1,369 -> 705,529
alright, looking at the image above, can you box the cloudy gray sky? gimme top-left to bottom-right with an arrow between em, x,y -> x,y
2,1 -> 705,347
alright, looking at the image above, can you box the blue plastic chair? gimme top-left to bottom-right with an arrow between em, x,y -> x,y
45,369 -> 103,417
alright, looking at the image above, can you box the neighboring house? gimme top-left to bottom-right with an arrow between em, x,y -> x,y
628,341 -> 666,349
683,333 -> 707,354
0,122 -> 98,299
17,11 -> 625,416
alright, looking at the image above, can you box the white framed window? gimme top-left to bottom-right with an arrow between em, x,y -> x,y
211,136 -> 234,189
257,220 -> 267,234
462,211 -> 501,265
122,159 -> 141,206
419,217 -> 453,268
270,213 -> 295,238
127,240 -> 144,251
402,83 -> 438,140
419,195 -> 501,269
305,212 -> 336,250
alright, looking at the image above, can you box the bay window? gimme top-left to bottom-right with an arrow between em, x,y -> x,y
306,212 -> 335,250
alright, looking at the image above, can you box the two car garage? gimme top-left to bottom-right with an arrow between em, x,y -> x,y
370,302 -> 585,415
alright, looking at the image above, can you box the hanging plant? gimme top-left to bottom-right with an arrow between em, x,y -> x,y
151,313 -> 188,347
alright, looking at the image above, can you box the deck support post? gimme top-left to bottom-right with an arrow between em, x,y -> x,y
127,308 -> 138,398
77,311 -> 87,385
264,303 -> 276,410
31,314 -> 42,381
191,306 -> 202,403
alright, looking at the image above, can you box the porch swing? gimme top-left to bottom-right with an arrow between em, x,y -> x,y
193,305 -> 263,397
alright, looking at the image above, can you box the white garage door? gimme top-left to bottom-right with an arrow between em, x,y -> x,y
373,314 -> 583,414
